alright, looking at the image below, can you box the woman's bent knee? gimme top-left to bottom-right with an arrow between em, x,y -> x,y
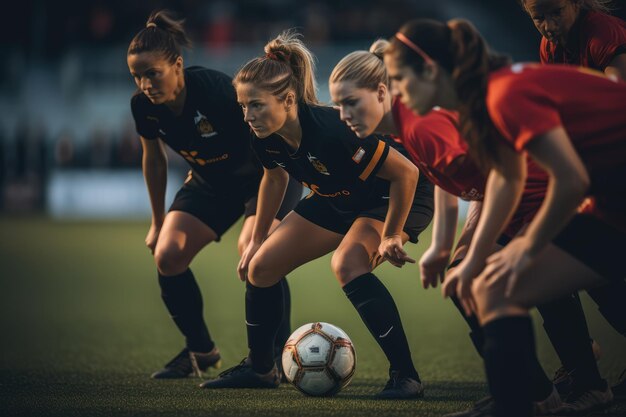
154,247 -> 190,276
248,255 -> 282,287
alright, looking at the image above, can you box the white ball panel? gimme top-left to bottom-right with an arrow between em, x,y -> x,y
298,369 -> 336,396
281,348 -> 299,382
296,333 -> 332,367
330,345 -> 356,379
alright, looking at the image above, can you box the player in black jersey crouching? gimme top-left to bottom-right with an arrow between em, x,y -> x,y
127,10 -> 302,380
199,30 -> 434,399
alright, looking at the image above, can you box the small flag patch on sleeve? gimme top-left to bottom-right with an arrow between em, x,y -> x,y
352,147 -> 366,163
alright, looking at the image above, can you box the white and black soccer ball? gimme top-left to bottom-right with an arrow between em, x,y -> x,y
281,322 -> 356,396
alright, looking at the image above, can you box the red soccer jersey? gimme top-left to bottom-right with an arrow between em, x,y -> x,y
487,63 -> 626,230
540,10 -> 626,71
392,100 -> 548,237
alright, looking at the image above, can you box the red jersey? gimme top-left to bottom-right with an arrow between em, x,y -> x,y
487,64 -> 626,230
392,100 -> 548,237
540,10 -> 626,71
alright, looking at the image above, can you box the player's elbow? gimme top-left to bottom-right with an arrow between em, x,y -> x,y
404,162 -> 419,187
557,167 -> 590,205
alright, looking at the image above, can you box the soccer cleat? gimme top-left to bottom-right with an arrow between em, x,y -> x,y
534,386 -> 562,415
557,385 -> 613,415
199,357 -> 280,389
375,370 -> 424,399
151,347 -> 222,379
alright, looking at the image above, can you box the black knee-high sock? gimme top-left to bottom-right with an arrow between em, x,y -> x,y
343,273 -> 419,381
483,316 -> 535,417
158,269 -> 214,352
587,280 -> 626,337
451,295 -> 552,401
539,293 -> 605,392
450,295 -> 485,357
246,280 -> 284,374
274,278 -> 291,358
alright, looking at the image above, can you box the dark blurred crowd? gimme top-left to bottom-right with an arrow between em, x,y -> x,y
0,119 -> 150,211
6,0 -> 444,60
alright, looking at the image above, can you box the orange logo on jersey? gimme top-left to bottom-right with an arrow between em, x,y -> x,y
307,153 -> 330,175
194,110 -> 217,138
302,182 -> 350,198
180,150 -> 228,166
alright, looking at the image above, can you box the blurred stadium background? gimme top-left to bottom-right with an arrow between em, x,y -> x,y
1,1 -> 625,416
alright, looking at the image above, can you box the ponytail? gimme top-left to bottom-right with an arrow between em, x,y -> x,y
234,30 -> 318,104
448,19 -> 510,171
127,10 -> 191,63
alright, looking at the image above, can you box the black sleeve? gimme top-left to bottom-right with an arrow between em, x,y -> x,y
250,134 -> 283,170
130,94 -> 159,140
338,131 -> 390,181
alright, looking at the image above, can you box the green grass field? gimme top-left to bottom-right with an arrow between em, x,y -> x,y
0,217 -> 624,417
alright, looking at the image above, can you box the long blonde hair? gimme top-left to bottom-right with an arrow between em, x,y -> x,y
330,39 -> 390,90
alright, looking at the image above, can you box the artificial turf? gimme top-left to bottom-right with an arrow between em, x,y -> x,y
1,217 -> 624,416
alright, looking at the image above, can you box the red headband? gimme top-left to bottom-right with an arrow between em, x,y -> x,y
395,32 -> 435,65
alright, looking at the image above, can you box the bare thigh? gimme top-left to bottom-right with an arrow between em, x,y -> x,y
248,211 -> 344,287
154,211 -> 218,276
473,243 -> 611,324
331,217 -> 410,285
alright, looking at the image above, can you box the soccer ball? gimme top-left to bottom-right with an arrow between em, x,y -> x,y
281,322 -> 356,396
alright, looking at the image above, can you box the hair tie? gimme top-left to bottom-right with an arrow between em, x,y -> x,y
266,50 -> 291,62
395,32 -> 435,65
370,51 -> 384,61
146,22 -> 157,29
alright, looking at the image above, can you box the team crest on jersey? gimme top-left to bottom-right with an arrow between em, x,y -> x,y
307,153 -> 330,176
194,110 -> 217,138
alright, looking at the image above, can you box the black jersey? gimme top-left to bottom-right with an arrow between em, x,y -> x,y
131,66 -> 262,195
252,103 -> 397,212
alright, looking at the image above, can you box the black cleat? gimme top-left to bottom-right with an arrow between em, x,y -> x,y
376,370 -> 424,399
558,385 -> 613,415
199,358 -> 280,389
151,347 -> 221,379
